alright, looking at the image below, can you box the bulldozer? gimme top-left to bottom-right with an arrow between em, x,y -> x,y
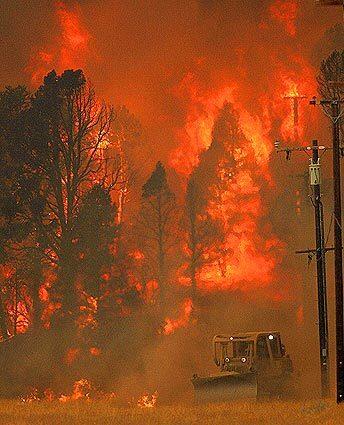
192,331 -> 293,402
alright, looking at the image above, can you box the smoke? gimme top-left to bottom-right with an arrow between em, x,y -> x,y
0,0 -> 341,400
25,1 -> 91,85
1,1 -> 340,150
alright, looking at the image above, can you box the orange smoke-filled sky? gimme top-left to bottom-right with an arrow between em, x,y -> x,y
0,0 -> 341,169
0,0 -> 342,315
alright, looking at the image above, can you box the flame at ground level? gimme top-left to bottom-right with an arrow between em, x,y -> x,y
162,298 -> 193,335
20,379 -> 158,408
137,391 -> 158,408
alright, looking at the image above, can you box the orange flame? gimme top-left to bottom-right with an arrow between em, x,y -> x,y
269,0 -> 298,37
20,380 -> 119,403
64,348 -> 80,365
169,75 -> 235,175
15,301 -> 30,334
169,38 -> 318,297
89,347 -> 101,356
59,379 -> 92,402
277,58 -> 316,142
27,1 -> 90,85
163,298 -> 193,335
137,391 -> 158,408
130,250 -> 145,260
20,388 -> 40,403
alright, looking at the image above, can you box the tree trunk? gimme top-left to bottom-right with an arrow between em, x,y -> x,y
55,232 -> 78,327
31,250 -> 43,329
0,292 -> 8,339
187,192 -> 198,307
157,194 -> 166,310
189,208 -> 198,318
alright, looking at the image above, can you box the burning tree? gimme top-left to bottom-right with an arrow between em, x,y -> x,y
74,183 -> 116,325
0,86 -> 41,335
189,102 -> 281,291
182,175 -> 223,305
0,69 -> 118,331
137,162 -> 177,313
26,69 -> 114,325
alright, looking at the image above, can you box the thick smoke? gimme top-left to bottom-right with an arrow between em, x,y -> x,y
0,0 -> 341,401
0,0 -> 340,157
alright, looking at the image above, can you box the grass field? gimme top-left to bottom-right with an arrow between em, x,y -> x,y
0,399 -> 343,425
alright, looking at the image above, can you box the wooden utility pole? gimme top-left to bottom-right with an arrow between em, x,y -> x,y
275,140 -> 331,397
331,101 -> 344,403
311,139 -> 330,397
313,0 -> 344,399
331,100 -> 343,403
310,97 -> 343,402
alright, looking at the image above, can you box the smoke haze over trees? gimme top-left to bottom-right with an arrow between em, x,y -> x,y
0,0 -> 342,402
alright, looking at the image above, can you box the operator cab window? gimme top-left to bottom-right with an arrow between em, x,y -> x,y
257,335 -> 269,359
268,334 -> 281,358
233,341 -> 252,358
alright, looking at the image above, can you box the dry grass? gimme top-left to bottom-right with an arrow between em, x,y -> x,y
0,399 -> 343,425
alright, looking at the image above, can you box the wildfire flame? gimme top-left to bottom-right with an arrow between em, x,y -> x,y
137,391 -> 158,408
59,379 -> 92,402
169,76 -> 236,175
22,0 -> 319,312
168,16 -> 316,297
64,348 -> 80,365
20,381 -> 158,407
269,0 -> 298,37
20,379 -> 93,403
20,388 -> 40,403
12,0 -> 328,368
27,1 -> 90,85
163,298 -> 193,335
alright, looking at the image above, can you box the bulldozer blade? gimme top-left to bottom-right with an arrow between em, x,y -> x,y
192,373 -> 258,403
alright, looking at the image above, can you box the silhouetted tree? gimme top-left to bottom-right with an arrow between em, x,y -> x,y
137,162 -> 177,310
317,50 -> 344,100
0,70 -> 141,332
0,86 -> 36,336
317,50 -> 343,150
183,175 -> 223,305
25,69 -> 113,322
75,183 -> 116,323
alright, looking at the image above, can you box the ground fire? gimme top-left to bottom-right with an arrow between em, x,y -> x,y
0,0 -> 343,422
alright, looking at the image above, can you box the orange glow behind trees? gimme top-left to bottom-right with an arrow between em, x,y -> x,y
27,1 -> 90,86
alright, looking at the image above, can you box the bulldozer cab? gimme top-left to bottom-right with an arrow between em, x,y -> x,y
213,332 -> 284,372
256,332 -> 285,361
213,334 -> 254,372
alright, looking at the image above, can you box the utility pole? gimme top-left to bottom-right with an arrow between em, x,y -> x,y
310,97 -> 344,402
331,100 -> 344,404
275,139 -> 331,397
313,0 -> 344,400
311,139 -> 330,397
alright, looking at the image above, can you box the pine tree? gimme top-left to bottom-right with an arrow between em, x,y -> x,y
75,184 -> 116,324
138,162 -> 177,310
